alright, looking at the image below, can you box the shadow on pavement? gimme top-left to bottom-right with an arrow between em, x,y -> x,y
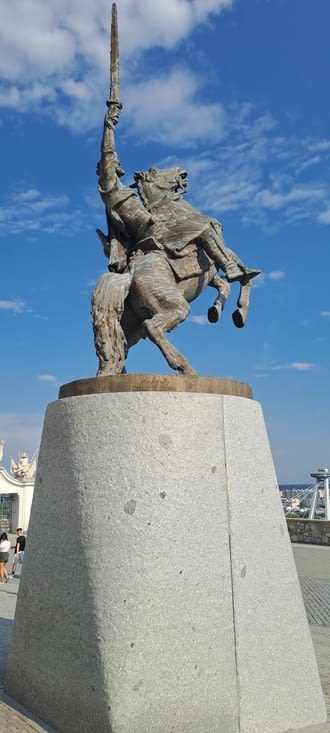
0,617 -> 13,683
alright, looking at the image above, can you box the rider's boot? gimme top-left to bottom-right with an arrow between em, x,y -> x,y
226,263 -> 261,284
202,232 -> 260,285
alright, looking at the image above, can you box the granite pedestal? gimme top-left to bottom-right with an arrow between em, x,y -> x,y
6,376 -> 328,733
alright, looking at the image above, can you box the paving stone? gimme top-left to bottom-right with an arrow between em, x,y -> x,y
300,578 -> 330,625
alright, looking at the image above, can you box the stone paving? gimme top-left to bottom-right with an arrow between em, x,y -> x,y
0,541 -> 329,731
293,543 -> 330,725
300,578 -> 330,625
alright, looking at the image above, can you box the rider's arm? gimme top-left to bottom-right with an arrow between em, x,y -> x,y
98,114 -> 118,194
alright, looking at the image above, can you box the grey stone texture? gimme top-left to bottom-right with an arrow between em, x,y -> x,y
300,578 -> 330,625
2,544 -> 330,733
222,397 -> 326,732
287,519 -> 330,546
6,388 -> 328,733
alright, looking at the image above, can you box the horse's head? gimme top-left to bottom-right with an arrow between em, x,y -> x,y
131,166 -> 188,206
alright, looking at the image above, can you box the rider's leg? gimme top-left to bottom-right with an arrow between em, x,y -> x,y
201,223 -> 260,284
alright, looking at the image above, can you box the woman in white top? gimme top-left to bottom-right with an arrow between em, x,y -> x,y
0,532 -> 10,582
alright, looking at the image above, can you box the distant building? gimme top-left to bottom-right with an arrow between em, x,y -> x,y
0,440 -> 37,532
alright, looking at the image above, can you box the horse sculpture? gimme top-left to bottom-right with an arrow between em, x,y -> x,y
91,4 -> 260,377
92,237 -> 231,378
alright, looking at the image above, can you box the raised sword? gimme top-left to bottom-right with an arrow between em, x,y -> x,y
107,2 -> 120,106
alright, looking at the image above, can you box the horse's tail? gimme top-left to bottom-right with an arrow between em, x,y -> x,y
91,270 -> 132,375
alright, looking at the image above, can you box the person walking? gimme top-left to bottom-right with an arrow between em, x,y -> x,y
10,528 -> 26,578
0,532 -> 11,582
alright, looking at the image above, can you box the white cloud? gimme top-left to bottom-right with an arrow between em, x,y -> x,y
308,140 -> 330,153
16,189 -> 41,202
0,187 -> 87,236
0,1 -> 329,232
178,110 -> 330,227
252,271 -> 285,288
0,86 -> 21,107
0,0 -> 233,133
102,1 -> 234,55
0,298 -> 26,313
124,68 -> 227,146
318,209 -> 330,225
37,374 -> 58,382
298,155 -> 321,172
189,314 -> 209,325
290,362 -> 314,371
255,184 -> 325,211
272,362 -> 314,372
320,311 -> 330,317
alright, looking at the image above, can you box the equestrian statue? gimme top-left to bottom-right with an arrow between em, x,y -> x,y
92,3 -> 261,376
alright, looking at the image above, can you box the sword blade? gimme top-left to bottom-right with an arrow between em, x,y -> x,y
110,2 -> 119,103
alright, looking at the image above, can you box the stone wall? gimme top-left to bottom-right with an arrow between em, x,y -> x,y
0,466 -> 34,531
286,518 -> 330,545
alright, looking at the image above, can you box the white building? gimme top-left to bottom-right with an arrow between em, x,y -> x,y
0,441 -> 36,532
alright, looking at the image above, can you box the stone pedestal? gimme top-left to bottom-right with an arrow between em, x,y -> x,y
6,376 -> 328,733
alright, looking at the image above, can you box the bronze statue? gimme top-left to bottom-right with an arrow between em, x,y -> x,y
92,4 -> 261,376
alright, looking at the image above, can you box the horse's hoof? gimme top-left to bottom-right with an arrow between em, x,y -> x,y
179,366 -> 197,377
232,309 -> 245,328
208,306 -> 219,323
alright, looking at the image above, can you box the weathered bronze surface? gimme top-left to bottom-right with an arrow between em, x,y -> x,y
92,3 -> 260,377
59,375 -> 253,399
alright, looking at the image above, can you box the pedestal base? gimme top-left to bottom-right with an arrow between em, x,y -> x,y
6,377 -> 327,733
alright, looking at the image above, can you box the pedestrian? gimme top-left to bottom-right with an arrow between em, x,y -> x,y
0,532 -> 10,583
10,528 -> 26,578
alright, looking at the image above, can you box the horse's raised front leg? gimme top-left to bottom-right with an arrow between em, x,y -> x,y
143,303 -> 196,376
232,280 -> 252,328
207,274 -> 231,323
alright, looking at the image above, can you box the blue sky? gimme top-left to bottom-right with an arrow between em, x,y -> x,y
0,0 -> 330,483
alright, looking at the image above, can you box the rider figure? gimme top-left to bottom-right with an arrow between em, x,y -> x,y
97,102 -> 158,273
97,102 -> 260,285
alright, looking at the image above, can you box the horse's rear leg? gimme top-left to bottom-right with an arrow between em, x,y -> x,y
143,302 -> 196,376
